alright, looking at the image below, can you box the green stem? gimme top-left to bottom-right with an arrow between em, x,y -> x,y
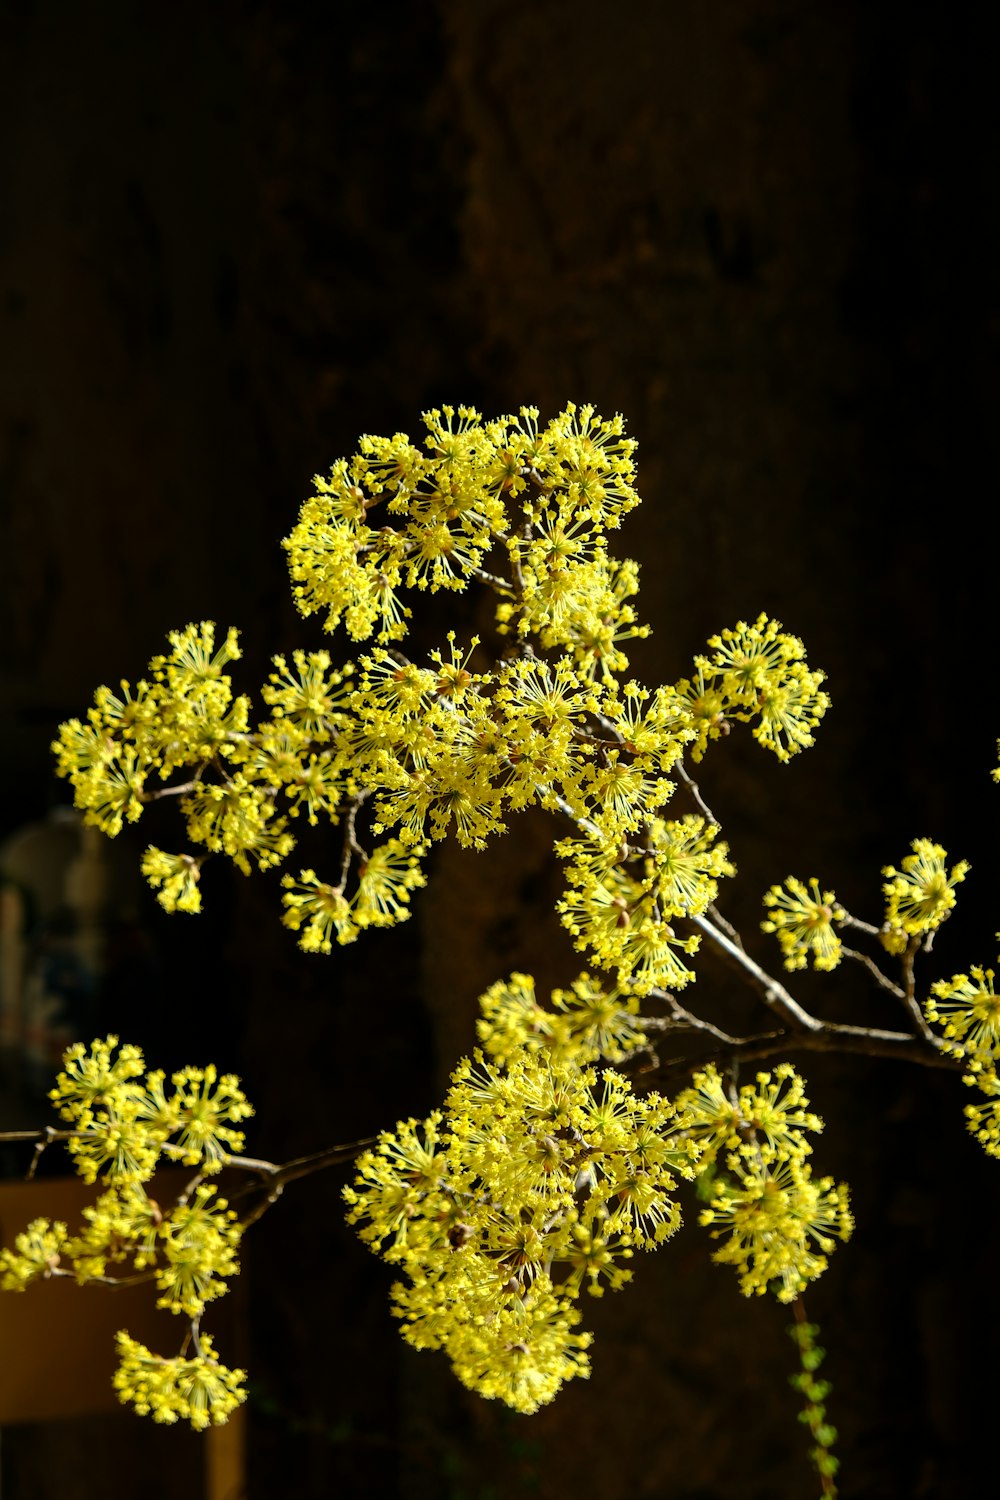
788,1299 -> 839,1498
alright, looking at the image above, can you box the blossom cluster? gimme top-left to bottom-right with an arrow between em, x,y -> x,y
475,971 -> 647,1067
113,1332 -> 246,1431
760,839 -> 1000,1165
762,839 -> 970,971
881,838 -> 969,952
52,408 -> 828,994
344,1034 -> 700,1413
674,1063 -> 853,1303
676,613 -> 829,763
344,979 -> 856,1407
31,400 -> 1000,1463
0,1037 -> 251,1429
925,959 -> 1000,1157
762,877 -> 844,972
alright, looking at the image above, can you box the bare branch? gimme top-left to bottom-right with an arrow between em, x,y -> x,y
49,1267 -> 157,1290
900,936 -> 939,1044
689,911 -> 824,1033
338,788 -> 373,888
645,1018 -> 960,1082
140,779 -> 203,802
226,1138 -> 378,1228
840,945 -> 906,1000
675,761 -> 720,826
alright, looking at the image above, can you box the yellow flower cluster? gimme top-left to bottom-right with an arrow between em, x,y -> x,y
285,406 -> 512,639
113,1332 -> 246,1430
0,1218 -> 69,1291
476,971 -> 647,1067
761,876 -> 844,972
54,409 -> 830,975
50,1037 -> 252,1183
0,1037 -> 251,1430
673,1064 -> 853,1303
285,402 -> 643,660
344,1039 -> 700,1413
52,624 -> 250,838
676,614 -> 830,763
925,961 -> 1000,1157
881,838 -> 969,951
556,816 -> 734,995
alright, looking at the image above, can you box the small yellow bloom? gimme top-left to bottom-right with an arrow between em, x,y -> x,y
762,876 -> 843,972
882,838 -> 969,939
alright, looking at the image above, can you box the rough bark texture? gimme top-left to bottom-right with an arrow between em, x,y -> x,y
1,2 -> 996,1496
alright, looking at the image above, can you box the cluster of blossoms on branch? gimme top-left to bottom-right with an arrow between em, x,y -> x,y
0,1038 -> 251,1428
760,838 -> 1000,1155
3,404 -> 993,1482
51,405 -> 827,982
344,996 -> 853,1410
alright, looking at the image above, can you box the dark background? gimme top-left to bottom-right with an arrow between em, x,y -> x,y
1,2 -> 997,1497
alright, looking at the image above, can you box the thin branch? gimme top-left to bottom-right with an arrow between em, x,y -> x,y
338,788 -> 373,889
689,911 -> 824,1033
840,945 -> 905,1001
646,1019 -> 960,1081
900,936 -> 938,1044
220,1153 -> 283,1175
140,779 -> 203,802
706,900 -> 743,946
467,565 -> 515,594
643,988 -> 740,1046
249,1139 -> 378,1189
674,761 -> 720,826
836,910 -> 883,940
0,1128 -> 75,1144
226,1138 -> 378,1228
49,1267 -> 157,1290
27,1126 -> 66,1180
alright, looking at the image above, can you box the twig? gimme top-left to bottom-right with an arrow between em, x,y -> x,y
835,911 -> 882,940
644,988 -> 740,1046
49,1267 -> 157,1290
675,761 -> 720,825
689,911 -> 824,1033
840,946 -> 905,1000
467,565 -> 515,594
900,936 -> 938,1044
338,789 -> 372,889
645,1019 -> 959,1082
140,779 -> 203,802
226,1138 -> 378,1228
28,1125 -> 61,1180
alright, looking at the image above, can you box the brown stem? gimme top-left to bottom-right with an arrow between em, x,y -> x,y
840,945 -> 905,1000
227,1138 -> 378,1228
645,1018 -> 959,1083
675,761 -> 720,826
338,788 -> 373,888
689,911 -> 824,1033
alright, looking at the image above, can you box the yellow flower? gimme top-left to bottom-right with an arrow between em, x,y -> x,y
50,1036 -> 146,1121
0,1218 -> 69,1291
141,848 -> 203,914
700,1155 -> 853,1303
154,1184 -> 241,1316
926,965 -> 1000,1060
649,815 -> 735,918
762,877 -> 843,971
113,1332 -> 246,1431
882,838 -> 969,939
165,1064 -> 253,1170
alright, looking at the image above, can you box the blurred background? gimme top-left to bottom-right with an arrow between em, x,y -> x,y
0,2 -> 996,1496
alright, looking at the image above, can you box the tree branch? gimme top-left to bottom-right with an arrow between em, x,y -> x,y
689,910 -> 824,1033
643,1018 -> 960,1082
